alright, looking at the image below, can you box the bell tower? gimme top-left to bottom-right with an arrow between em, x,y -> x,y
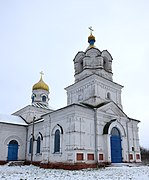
65,28 -> 123,109
74,27 -> 113,83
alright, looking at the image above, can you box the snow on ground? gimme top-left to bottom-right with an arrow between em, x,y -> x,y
0,164 -> 149,180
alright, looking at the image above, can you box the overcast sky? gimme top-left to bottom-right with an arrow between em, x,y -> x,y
0,0 -> 149,148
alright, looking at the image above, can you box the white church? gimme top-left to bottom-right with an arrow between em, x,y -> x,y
0,30 -> 141,169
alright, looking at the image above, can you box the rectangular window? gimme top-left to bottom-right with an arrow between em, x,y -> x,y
76,153 -> 84,161
129,154 -> 133,160
99,154 -> 104,160
87,154 -> 94,160
136,154 -> 140,159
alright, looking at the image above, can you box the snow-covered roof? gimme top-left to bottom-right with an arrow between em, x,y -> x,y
0,114 -> 27,126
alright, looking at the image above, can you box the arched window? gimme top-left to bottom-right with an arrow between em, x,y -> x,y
107,92 -> 111,99
111,127 -> 120,136
103,57 -> 109,72
32,96 -> 35,103
36,136 -> 41,154
80,60 -> 83,72
54,129 -> 60,153
29,138 -> 33,154
42,95 -> 46,102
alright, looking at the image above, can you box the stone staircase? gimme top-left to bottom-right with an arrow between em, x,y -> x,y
7,161 -> 25,166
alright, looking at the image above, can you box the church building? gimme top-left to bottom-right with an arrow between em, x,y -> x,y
0,30 -> 141,169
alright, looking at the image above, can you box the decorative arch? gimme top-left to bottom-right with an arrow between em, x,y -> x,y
109,120 -> 126,137
39,132 -> 43,140
103,119 -> 116,135
73,52 -> 85,74
101,50 -> 113,61
111,127 -> 121,136
35,132 -> 43,154
51,124 -> 63,135
35,132 -> 43,141
40,93 -> 47,102
103,119 -> 126,137
51,124 -> 63,153
4,135 -> 23,146
101,50 -> 113,72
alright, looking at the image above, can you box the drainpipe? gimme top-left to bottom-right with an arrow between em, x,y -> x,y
126,119 -> 130,162
25,126 -> 28,162
94,108 -> 98,167
31,116 -> 36,164
131,119 -> 135,161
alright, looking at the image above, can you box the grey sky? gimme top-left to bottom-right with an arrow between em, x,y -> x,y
0,0 -> 149,148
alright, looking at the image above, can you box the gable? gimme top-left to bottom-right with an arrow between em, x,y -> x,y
105,108 -> 116,115
98,101 -> 127,118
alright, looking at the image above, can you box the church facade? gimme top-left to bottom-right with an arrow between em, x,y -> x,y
0,31 -> 141,169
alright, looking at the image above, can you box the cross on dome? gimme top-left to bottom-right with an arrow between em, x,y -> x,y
88,26 -> 94,35
40,71 -> 44,78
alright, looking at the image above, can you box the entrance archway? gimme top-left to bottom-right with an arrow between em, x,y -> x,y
7,140 -> 18,161
110,127 -> 122,163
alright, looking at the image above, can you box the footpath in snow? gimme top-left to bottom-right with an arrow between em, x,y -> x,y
0,164 -> 149,180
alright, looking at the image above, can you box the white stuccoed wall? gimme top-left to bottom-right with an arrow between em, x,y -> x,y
13,105 -> 52,123
26,119 -> 44,162
0,123 -> 27,161
66,74 -> 123,109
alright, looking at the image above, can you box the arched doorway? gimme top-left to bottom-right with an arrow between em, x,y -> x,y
110,127 -> 122,163
7,140 -> 18,161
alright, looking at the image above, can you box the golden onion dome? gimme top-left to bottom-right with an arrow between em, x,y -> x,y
88,33 -> 96,47
88,33 -> 95,42
32,73 -> 49,92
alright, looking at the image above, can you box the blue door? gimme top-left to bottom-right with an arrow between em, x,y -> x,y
110,127 -> 122,163
8,140 -> 18,161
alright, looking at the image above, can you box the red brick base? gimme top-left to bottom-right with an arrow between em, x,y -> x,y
0,161 -> 7,165
24,161 -> 40,166
0,160 -> 110,170
40,162 -> 111,170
